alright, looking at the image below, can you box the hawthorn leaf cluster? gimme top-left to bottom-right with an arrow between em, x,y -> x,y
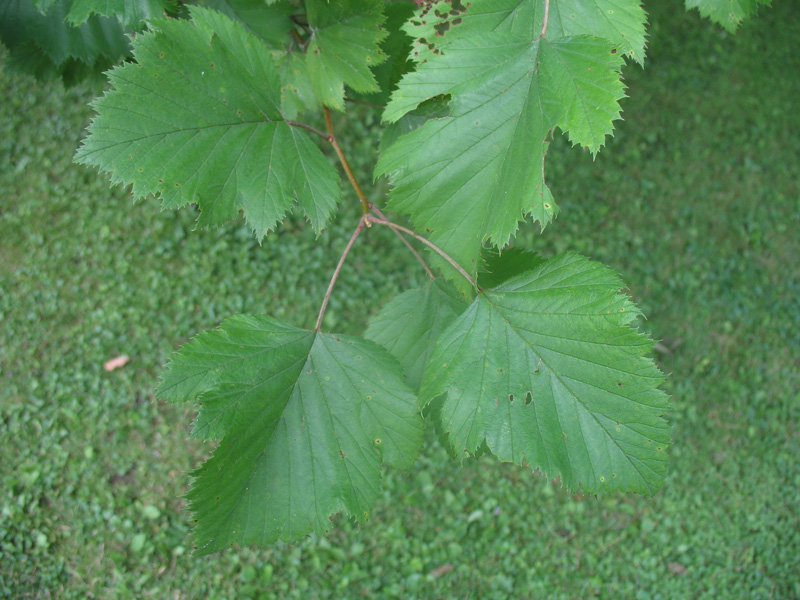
0,0 -> 768,553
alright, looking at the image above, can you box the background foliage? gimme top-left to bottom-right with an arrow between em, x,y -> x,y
1,1 -> 798,598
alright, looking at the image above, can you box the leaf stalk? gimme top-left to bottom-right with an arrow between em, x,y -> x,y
371,207 -> 434,279
286,120 -> 331,142
324,107 -> 371,215
368,216 -> 476,289
314,218 -> 367,331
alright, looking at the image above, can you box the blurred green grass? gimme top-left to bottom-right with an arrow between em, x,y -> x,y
1,2 -> 798,598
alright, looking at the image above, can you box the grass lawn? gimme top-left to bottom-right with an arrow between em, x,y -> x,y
1,2 -> 798,598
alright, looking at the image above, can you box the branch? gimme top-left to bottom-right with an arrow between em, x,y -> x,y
315,218 -> 367,332
368,216 -> 476,289
540,0 -> 550,38
370,207 -> 434,279
324,107 -> 371,215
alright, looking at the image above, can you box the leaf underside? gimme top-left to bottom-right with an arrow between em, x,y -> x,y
75,7 -> 341,239
158,315 -> 423,554
421,253 -> 670,494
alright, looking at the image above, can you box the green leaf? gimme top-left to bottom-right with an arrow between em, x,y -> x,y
0,0 -> 130,82
158,315 -> 423,553
67,0 -> 170,28
305,0 -> 388,110
350,1 -> 416,105
548,0 -> 647,65
378,94 -> 450,157
366,279 -> 468,391
685,0 -> 769,33
200,0 -> 295,47
377,13 -> 625,277
30,2 -> 130,65
478,247 -> 545,289
274,50 -> 320,119
420,253 -> 670,494
74,7 -> 341,238
403,0 -> 646,65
